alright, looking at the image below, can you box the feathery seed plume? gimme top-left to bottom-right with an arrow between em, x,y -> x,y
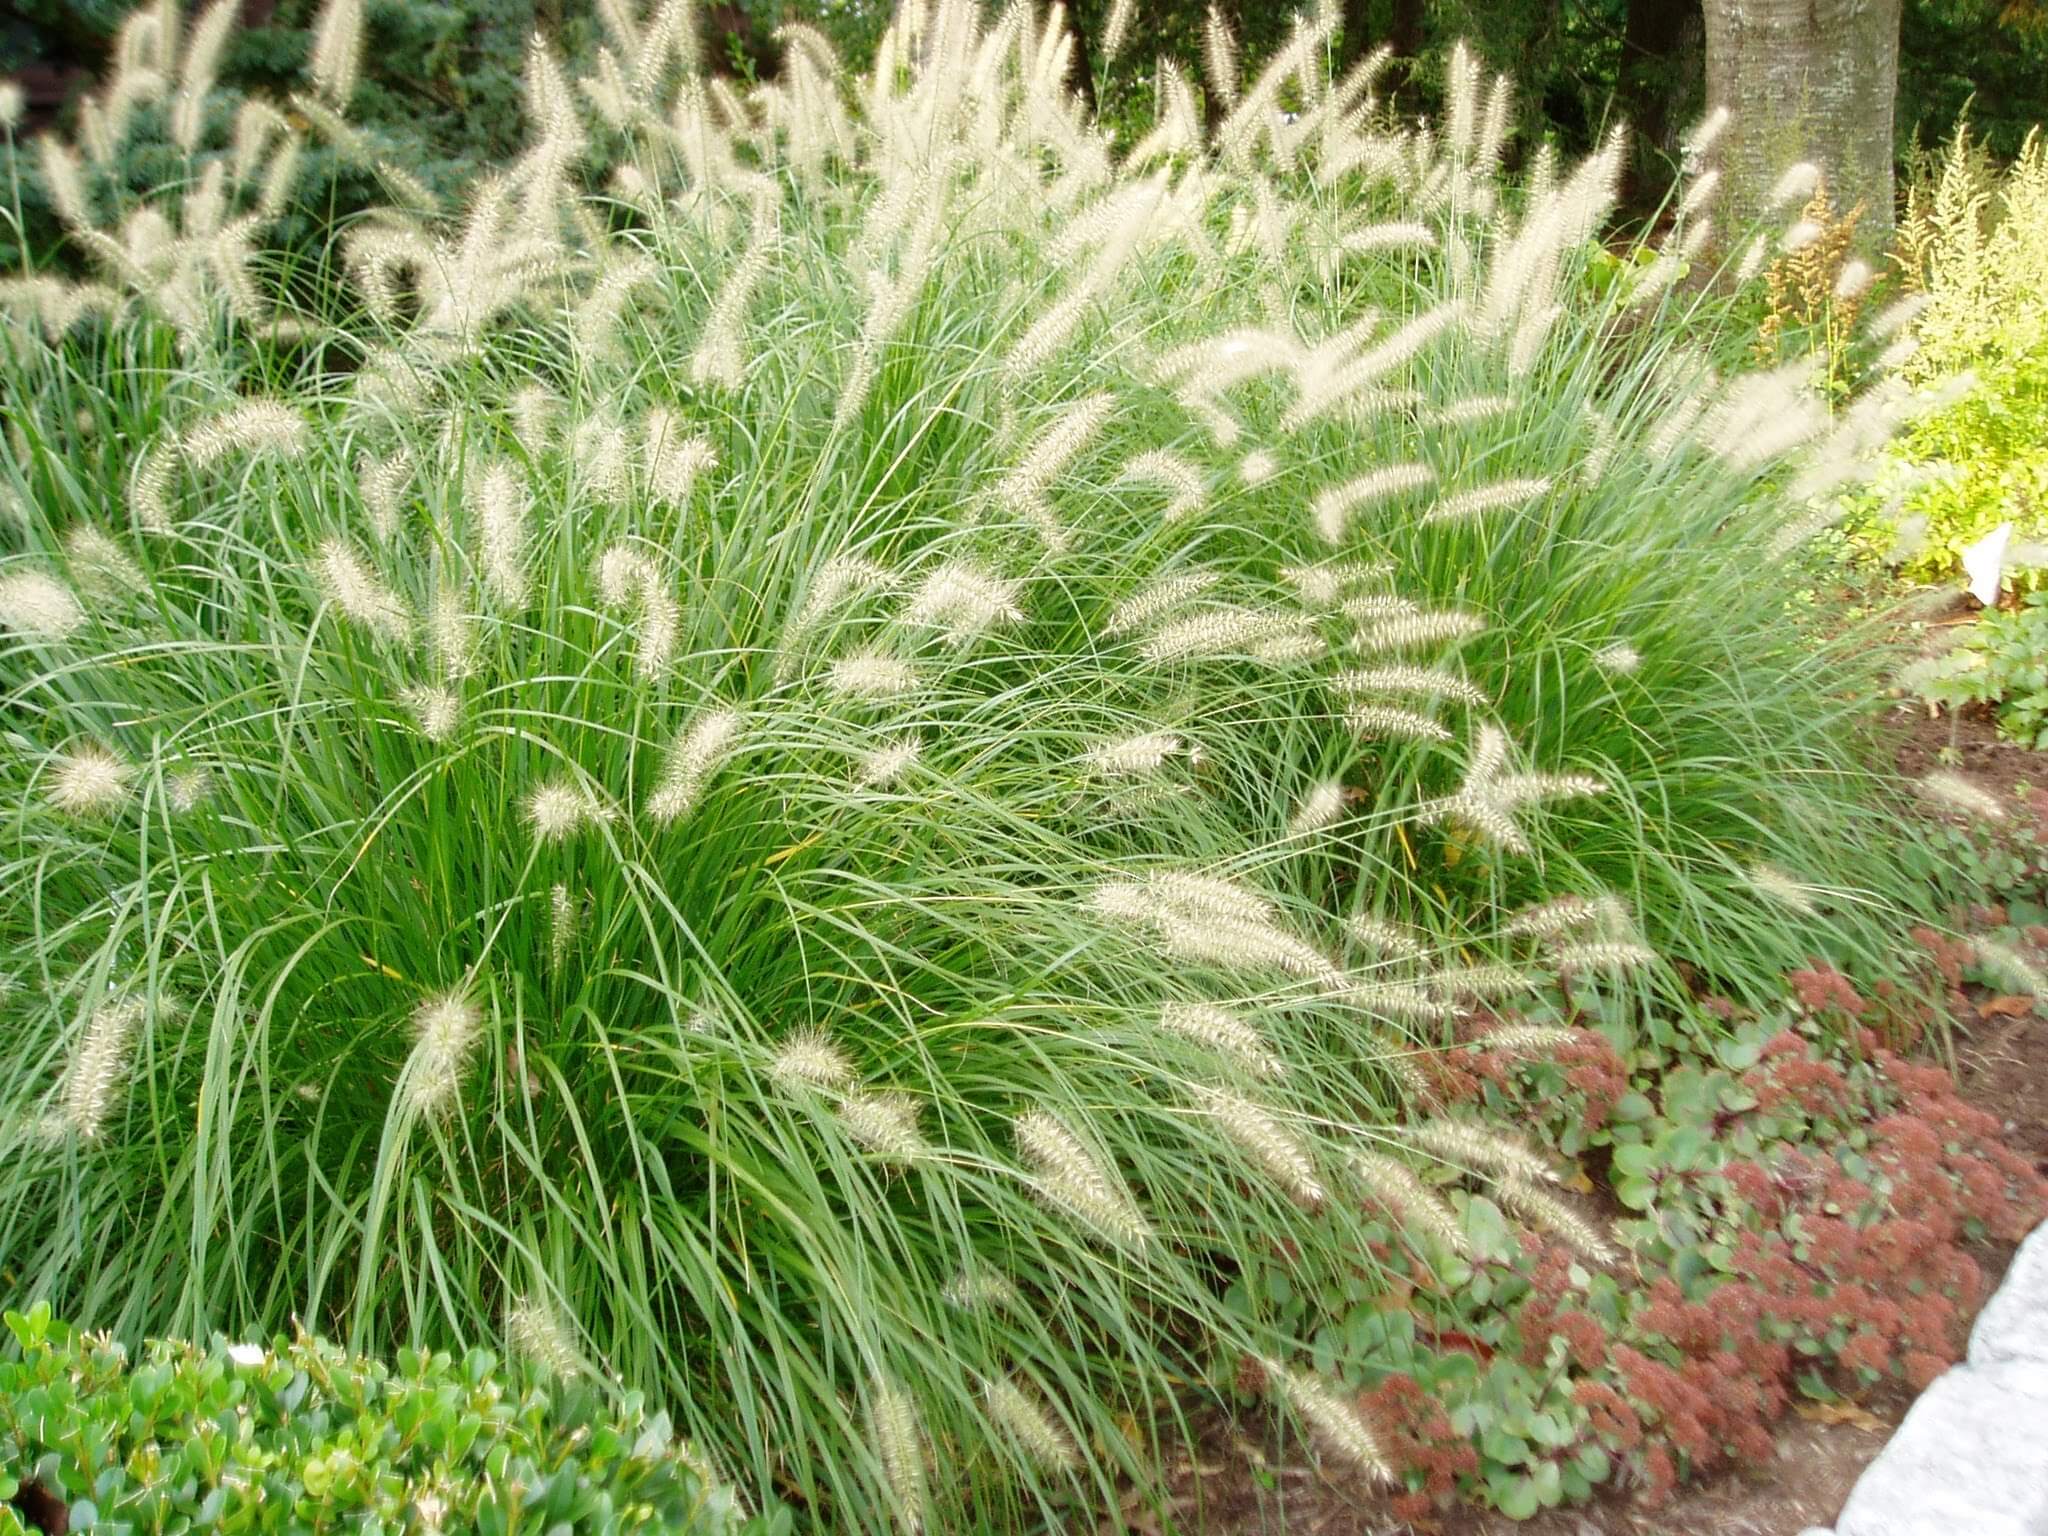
0,569 -> 86,640
471,461 -> 531,608
1289,780 -> 1346,835
840,1091 -> 930,1162
131,440 -> 180,533
1734,233 -> 1770,284
983,1377 -> 1079,1471
1271,1364 -> 1392,1481
1495,1174 -> 1619,1263
994,393 -> 1115,551
1354,609 -> 1485,652
506,1293 -> 581,1378
1104,571 -> 1219,636
1781,218 -> 1823,253
403,991 -> 483,1118
1333,664 -> 1488,707
1148,870 -> 1277,926
358,449 -> 412,542
1769,162 -> 1822,208
691,195 -> 776,388
596,544 -> 681,679
548,882 -> 578,971
1139,605 -> 1313,663
1431,961 -> 1539,1000
314,539 -> 411,643
827,653 -> 919,700
784,553 -> 892,660
1677,168 -> 1721,217
1479,1023 -> 1582,1056
768,1028 -> 853,1091
401,685 -> 461,743
1344,704 -> 1453,742
901,560 -> 1023,645
1158,913 -> 1339,983
57,996 -> 146,1141
1312,463 -> 1435,544
1348,1149 -> 1467,1255
1083,731 -> 1182,777
1202,7 -> 1241,109
1680,105 -> 1730,162
1408,1118 -> 1558,1184
1195,1085 -> 1326,1206
1553,939 -> 1657,975
48,743 -> 132,816
1592,640 -> 1640,675
1015,1108 -> 1153,1250
943,1270 -> 1020,1311
1345,980 -> 1458,1025
1102,0 -> 1137,61
867,1376 -> 926,1533
1973,937 -> 2048,1000
858,735 -> 921,788
523,780 -> 613,842
647,707 -> 744,823
1499,895 -> 1606,940
1428,395 -> 1516,430
1421,476 -> 1552,529
1117,449 -> 1206,522
1747,862 -> 1820,916
1917,771 -> 2004,823
1341,593 -> 1421,623
167,767 -> 213,813
308,0 -> 365,108
182,401 -> 307,469
509,385 -> 559,450
1240,450 -> 1279,485
1346,913 -> 1429,962
1158,1001 -> 1286,1079
1276,563 -> 1389,613
644,411 -> 717,504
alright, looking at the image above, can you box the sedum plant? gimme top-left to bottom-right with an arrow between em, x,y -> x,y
0,0 -> 1942,1525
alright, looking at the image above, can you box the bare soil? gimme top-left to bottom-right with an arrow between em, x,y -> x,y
1120,695 -> 2048,1536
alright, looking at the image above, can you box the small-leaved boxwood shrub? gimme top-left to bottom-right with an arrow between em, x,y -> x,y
0,1303 -> 779,1535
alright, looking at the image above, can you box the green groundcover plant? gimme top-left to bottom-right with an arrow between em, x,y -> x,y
0,0 -> 1985,1527
0,1302 -> 779,1533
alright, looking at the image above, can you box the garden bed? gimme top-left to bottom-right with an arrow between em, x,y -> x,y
1152,699 -> 2048,1534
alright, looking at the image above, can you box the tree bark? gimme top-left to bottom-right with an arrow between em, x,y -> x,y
1062,0 -> 1097,112
1618,0 -> 1703,203
1701,0 -> 1903,239
1339,0 -> 1376,73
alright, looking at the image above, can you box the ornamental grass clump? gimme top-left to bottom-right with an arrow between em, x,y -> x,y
0,0 -> 1942,1525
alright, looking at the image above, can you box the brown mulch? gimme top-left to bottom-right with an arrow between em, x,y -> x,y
1120,694 -> 2048,1536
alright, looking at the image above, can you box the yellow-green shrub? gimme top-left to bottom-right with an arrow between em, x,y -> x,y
1885,126 -> 2048,579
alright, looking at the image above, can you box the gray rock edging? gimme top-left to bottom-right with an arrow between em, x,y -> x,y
1801,1219 -> 2048,1536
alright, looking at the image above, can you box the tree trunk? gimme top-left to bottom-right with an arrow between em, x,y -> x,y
1062,1 -> 1097,112
1701,0 -> 1902,240
1618,0 -> 1703,206
1339,0 -> 1375,74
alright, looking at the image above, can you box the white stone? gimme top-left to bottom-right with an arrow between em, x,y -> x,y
1833,1361 -> 2048,1536
1971,1223 -> 2048,1368
1963,521 -> 2013,607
